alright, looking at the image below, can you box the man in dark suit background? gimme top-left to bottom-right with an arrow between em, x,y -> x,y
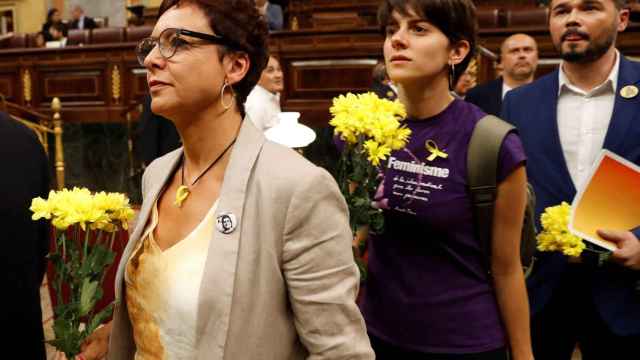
69,5 -> 97,30
501,1 -> 640,358
0,112 -> 50,359
466,33 -> 538,116
135,94 -> 181,167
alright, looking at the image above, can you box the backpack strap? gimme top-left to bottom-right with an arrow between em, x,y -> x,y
467,115 -> 516,273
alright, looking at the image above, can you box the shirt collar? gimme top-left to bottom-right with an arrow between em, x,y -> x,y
255,84 -> 280,101
502,82 -> 513,99
558,49 -> 620,96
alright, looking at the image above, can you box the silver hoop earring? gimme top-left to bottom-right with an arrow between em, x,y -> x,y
220,80 -> 234,110
449,63 -> 455,90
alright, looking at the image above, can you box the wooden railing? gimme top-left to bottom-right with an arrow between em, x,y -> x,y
2,96 -> 66,189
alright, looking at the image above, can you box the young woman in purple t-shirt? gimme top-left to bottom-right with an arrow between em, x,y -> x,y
359,1 -> 534,359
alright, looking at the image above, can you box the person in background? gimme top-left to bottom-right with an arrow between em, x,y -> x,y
453,58 -> 477,98
370,60 -> 398,100
42,8 -> 67,42
47,22 -> 68,47
67,0 -> 373,358
69,5 -> 97,30
245,55 -> 284,131
34,32 -> 46,48
135,94 -> 181,167
501,0 -> 640,358
359,0 -> 533,359
255,0 -> 284,31
466,33 -> 538,116
0,112 -> 51,359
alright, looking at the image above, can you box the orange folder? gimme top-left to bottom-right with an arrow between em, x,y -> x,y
569,150 -> 640,251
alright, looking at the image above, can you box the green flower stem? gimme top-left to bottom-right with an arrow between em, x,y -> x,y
56,234 -> 65,309
83,227 -> 90,261
335,139 -> 388,283
74,223 -> 80,257
61,230 -> 66,261
109,231 -> 116,251
96,230 -> 103,247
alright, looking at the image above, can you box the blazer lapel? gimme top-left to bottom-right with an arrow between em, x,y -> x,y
113,150 -> 183,302
195,120 -> 265,355
603,56 -> 640,151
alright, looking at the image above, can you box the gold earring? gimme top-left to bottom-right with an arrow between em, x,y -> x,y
220,80 -> 234,110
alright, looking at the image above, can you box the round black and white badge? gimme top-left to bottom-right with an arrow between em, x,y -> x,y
216,212 -> 237,234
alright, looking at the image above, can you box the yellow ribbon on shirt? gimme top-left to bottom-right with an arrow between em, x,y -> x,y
425,140 -> 448,161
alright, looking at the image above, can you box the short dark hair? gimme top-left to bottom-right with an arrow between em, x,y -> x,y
378,0 -> 477,86
159,0 -> 269,115
47,8 -> 59,23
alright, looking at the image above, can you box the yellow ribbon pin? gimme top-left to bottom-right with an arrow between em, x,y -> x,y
425,140 -> 448,161
175,185 -> 190,208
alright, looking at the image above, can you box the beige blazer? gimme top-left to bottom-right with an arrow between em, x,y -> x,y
108,120 -> 374,359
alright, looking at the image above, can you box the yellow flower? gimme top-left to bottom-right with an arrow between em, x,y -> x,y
30,197 -> 52,220
363,140 -> 391,166
30,187 -> 134,232
91,192 -> 134,231
330,92 -> 410,165
536,202 -> 585,257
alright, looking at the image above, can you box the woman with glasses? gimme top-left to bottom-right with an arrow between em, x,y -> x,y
61,1 -> 373,359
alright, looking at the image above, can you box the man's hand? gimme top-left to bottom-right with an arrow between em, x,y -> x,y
598,229 -> 640,271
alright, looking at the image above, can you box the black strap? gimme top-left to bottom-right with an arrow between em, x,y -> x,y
467,115 -> 515,273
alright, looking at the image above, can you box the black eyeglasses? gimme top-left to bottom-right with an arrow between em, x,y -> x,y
135,27 -> 244,66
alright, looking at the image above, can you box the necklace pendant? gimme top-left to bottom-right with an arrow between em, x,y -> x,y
175,185 -> 191,208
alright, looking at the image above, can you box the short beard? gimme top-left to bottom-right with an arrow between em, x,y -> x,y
559,25 -> 617,64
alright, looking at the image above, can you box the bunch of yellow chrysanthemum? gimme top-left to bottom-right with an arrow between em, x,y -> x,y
330,92 -> 410,166
30,187 -> 134,232
29,187 -> 134,359
537,202 -> 585,257
330,92 -> 411,281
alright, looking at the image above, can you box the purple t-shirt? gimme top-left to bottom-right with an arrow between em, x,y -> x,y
361,99 -> 526,354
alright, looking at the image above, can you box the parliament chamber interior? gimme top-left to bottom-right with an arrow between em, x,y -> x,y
2,0 -> 640,359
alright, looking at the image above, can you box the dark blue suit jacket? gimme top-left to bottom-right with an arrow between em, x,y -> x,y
502,55 -> 640,336
465,77 -> 503,117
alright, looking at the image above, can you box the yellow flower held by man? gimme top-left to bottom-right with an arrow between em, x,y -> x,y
536,202 -> 585,257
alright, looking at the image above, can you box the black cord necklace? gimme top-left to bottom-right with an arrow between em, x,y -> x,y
174,137 -> 237,208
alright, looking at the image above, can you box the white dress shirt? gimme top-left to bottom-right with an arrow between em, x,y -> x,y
245,85 -> 281,132
557,51 -> 619,189
502,82 -> 513,99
